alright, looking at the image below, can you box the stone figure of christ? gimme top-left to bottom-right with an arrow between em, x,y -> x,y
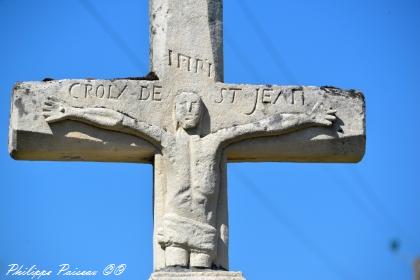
42,91 -> 336,268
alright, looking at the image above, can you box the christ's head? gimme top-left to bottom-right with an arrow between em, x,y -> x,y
175,91 -> 203,130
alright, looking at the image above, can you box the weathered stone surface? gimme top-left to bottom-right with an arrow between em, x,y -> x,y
414,259 -> 420,280
9,78 -> 365,271
8,0 -> 366,276
9,79 -> 159,162
150,0 -> 223,82
9,80 -> 365,163
149,271 -> 245,280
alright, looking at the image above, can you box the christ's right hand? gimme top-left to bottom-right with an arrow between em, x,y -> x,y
42,96 -> 71,123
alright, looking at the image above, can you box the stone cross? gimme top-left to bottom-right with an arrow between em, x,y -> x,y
9,0 -> 365,279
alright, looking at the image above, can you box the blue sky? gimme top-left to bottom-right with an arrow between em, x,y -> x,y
1,0 -> 419,279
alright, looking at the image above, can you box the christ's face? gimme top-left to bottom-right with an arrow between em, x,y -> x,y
175,92 -> 203,130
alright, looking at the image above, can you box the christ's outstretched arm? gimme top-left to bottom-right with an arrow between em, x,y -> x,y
42,96 -> 165,146
215,102 -> 337,144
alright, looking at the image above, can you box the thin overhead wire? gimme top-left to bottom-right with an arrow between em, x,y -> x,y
233,0 -> 297,84
230,0 -> 383,230
329,166 -> 419,260
232,0 -> 415,254
78,2 -> 358,275
349,169 -> 402,232
78,0 -> 416,275
232,170 -> 357,280
414,259 -> 420,280
348,168 -> 420,249
326,166 -> 383,228
226,24 -> 360,274
78,1 -> 362,277
79,0 -> 147,71
224,27 -> 263,81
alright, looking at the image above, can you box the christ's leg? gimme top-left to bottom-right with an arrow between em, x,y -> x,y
188,156 -> 221,268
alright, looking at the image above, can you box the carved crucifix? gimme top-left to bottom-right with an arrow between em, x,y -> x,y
9,0 -> 365,278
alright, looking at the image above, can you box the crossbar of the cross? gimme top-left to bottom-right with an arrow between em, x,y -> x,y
9,79 -> 364,163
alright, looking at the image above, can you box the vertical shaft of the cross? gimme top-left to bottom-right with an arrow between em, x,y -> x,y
414,258 -> 420,280
215,156 -> 229,269
153,154 -> 166,271
149,0 -> 223,82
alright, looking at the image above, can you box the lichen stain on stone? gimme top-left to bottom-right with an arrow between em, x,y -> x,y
13,83 -> 31,95
321,85 -> 363,100
14,97 -> 28,117
61,155 -> 82,160
111,71 -> 159,81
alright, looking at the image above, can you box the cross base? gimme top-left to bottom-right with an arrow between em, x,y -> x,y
149,271 -> 246,280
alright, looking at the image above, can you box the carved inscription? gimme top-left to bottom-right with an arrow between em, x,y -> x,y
246,87 -> 305,115
69,82 -> 164,102
138,85 -> 162,101
69,83 -> 127,100
258,88 -> 304,105
168,49 -> 214,78
215,88 -> 241,103
215,87 -> 305,115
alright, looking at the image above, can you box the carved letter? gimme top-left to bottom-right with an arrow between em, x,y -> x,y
168,49 -> 173,66
178,53 -> 191,71
139,85 -> 150,100
208,62 -> 213,78
110,84 -> 127,99
69,83 -> 82,99
153,85 -> 162,101
245,88 -> 259,115
96,84 -> 105,98
195,59 -> 203,74
292,89 -> 305,105
280,89 -> 293,105
262,89 -> 273,104
85,84 -> 93,98
291,89 -> 296,104
228,87 -> 241,103
215,88 -> 224,103
273,90 -> 282,104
